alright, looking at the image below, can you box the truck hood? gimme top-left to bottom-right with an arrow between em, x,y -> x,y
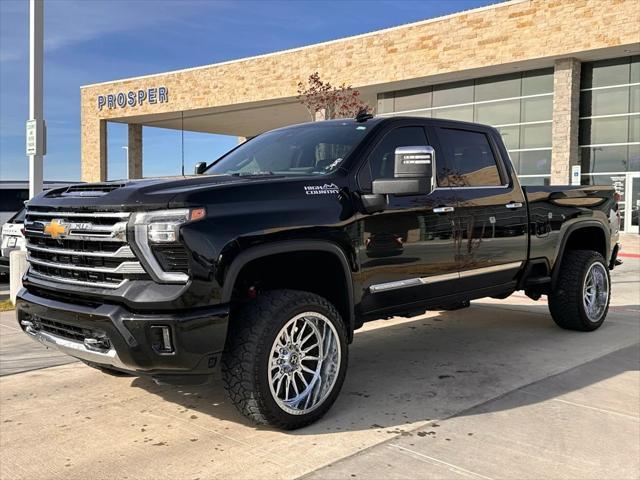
26,174 -> 285,211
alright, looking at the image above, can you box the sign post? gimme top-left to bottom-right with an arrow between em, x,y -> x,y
571,164 -> 581,186
28,0 -> 45,199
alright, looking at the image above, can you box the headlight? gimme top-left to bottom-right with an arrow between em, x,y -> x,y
131,208 -> 205,243
130,208 -> 205,283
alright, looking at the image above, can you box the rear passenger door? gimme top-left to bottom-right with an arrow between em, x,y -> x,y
431,125 -> 528,291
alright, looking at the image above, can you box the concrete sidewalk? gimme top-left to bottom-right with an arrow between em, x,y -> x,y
0,309 -> 76,376
620,233 -> 640,256
305,344 -> 639,480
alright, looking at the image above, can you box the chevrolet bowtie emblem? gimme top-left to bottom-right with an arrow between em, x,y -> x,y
44,219 -> 67,239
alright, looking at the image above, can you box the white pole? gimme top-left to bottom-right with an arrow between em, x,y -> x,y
28,0 -> 44,199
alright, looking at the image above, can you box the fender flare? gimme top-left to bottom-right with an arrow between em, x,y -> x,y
551,220 -> 610,288
221,240 -> 356,340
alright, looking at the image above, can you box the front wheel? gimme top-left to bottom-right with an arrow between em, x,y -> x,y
222,290 -> 348,429
548,250 -> 611,331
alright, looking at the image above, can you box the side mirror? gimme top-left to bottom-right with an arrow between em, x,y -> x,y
372,146 -> 435,196
194,162 -> 207,175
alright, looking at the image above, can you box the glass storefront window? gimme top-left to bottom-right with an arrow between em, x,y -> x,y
521,96 -> 552,122
519,176 -> 550,186
507,151 -> 520,171
496,125 -> 520,150
631,85 -> 640,114
632,56 -> 640,83
432,80 -> 474,107
522,69 -> 553,95
431,105 -> 474,122
579,56 -> 640,181
579,117 -> 629,145
377,68 -> 555,176
403,110 -> 432,118
394,87 -> 431,112
630,116 -> 640,143
580,87 -> 630,117
475,73 -> 521,101
518,150 -> 551,175
581,58 -> 631,88
580,145 -> 629,173
520,123 -> 552,149
630,144 -> 640,171
475,98 -> 520,125
377,93 -> 394,114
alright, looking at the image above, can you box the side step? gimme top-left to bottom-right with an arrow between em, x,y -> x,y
524,276 -> 551,287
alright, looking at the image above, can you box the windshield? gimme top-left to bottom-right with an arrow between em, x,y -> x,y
206,122 -> 369,176
8,207 -> 26,224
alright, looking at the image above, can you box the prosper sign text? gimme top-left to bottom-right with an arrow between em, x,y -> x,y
97,87 -> 168,111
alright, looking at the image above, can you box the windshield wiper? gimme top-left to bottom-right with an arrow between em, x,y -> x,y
230,171 -> 275,177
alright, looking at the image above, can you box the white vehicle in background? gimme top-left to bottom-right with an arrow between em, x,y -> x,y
0,181 -> 81,227
0,208 -> 26,277
0,181 -> 81,278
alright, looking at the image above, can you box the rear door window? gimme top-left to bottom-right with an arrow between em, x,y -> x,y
435,128 -> 503,187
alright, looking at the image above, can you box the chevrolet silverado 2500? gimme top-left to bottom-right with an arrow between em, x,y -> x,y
16,116 -> 620,429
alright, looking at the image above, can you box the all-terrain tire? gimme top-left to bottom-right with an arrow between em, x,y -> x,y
222,289 -> 348,430
548,250 -> 611,331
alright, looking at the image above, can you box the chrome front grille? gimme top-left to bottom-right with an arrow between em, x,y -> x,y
25,209 -> 148,289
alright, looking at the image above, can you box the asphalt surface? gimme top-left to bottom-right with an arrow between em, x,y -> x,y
0,256 -> 638,479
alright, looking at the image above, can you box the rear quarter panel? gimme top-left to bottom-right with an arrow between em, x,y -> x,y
524,185 -> 619,269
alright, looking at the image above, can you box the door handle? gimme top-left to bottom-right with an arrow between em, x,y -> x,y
433,206 -> 455,213
505,202 -> 523,209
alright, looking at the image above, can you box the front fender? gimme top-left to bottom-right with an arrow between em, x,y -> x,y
220,240 -> 356,340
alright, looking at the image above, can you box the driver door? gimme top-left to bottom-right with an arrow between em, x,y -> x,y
356,125 -> 459,318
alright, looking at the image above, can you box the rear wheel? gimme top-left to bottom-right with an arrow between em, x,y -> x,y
548,250 -> 610,331
222,290 -> 348,429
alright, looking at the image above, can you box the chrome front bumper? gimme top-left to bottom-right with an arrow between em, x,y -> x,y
21,320 -> 128,370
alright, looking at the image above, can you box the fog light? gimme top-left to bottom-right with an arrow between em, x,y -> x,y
20,319 -> 37,334
84,336 -> 111,352
151,325 -> 174,353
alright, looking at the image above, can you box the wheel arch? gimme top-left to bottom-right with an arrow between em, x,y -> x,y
551,221 -> 610,288
221,240 -> 356,342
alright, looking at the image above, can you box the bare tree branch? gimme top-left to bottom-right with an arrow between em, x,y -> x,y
297,72 -> 373,121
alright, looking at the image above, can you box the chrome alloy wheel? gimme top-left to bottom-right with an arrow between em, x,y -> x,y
583,262 -> 609,322
268,312 -> 341,415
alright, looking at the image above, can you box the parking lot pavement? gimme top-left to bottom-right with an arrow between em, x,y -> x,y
305,344 -> 639,480
0,310 -> 77,376
0,259 -> 638,480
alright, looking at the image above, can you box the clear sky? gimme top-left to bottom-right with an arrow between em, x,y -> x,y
0,0 -> 497,182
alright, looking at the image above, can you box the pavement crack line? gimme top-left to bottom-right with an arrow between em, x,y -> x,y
388,444 -> 495,480
0,322 -> 20,331
518,390 -> 640,421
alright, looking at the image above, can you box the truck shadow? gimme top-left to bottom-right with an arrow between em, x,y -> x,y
130,302 -> 639,435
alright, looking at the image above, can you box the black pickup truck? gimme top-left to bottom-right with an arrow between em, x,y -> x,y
16,116 -> 620,429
